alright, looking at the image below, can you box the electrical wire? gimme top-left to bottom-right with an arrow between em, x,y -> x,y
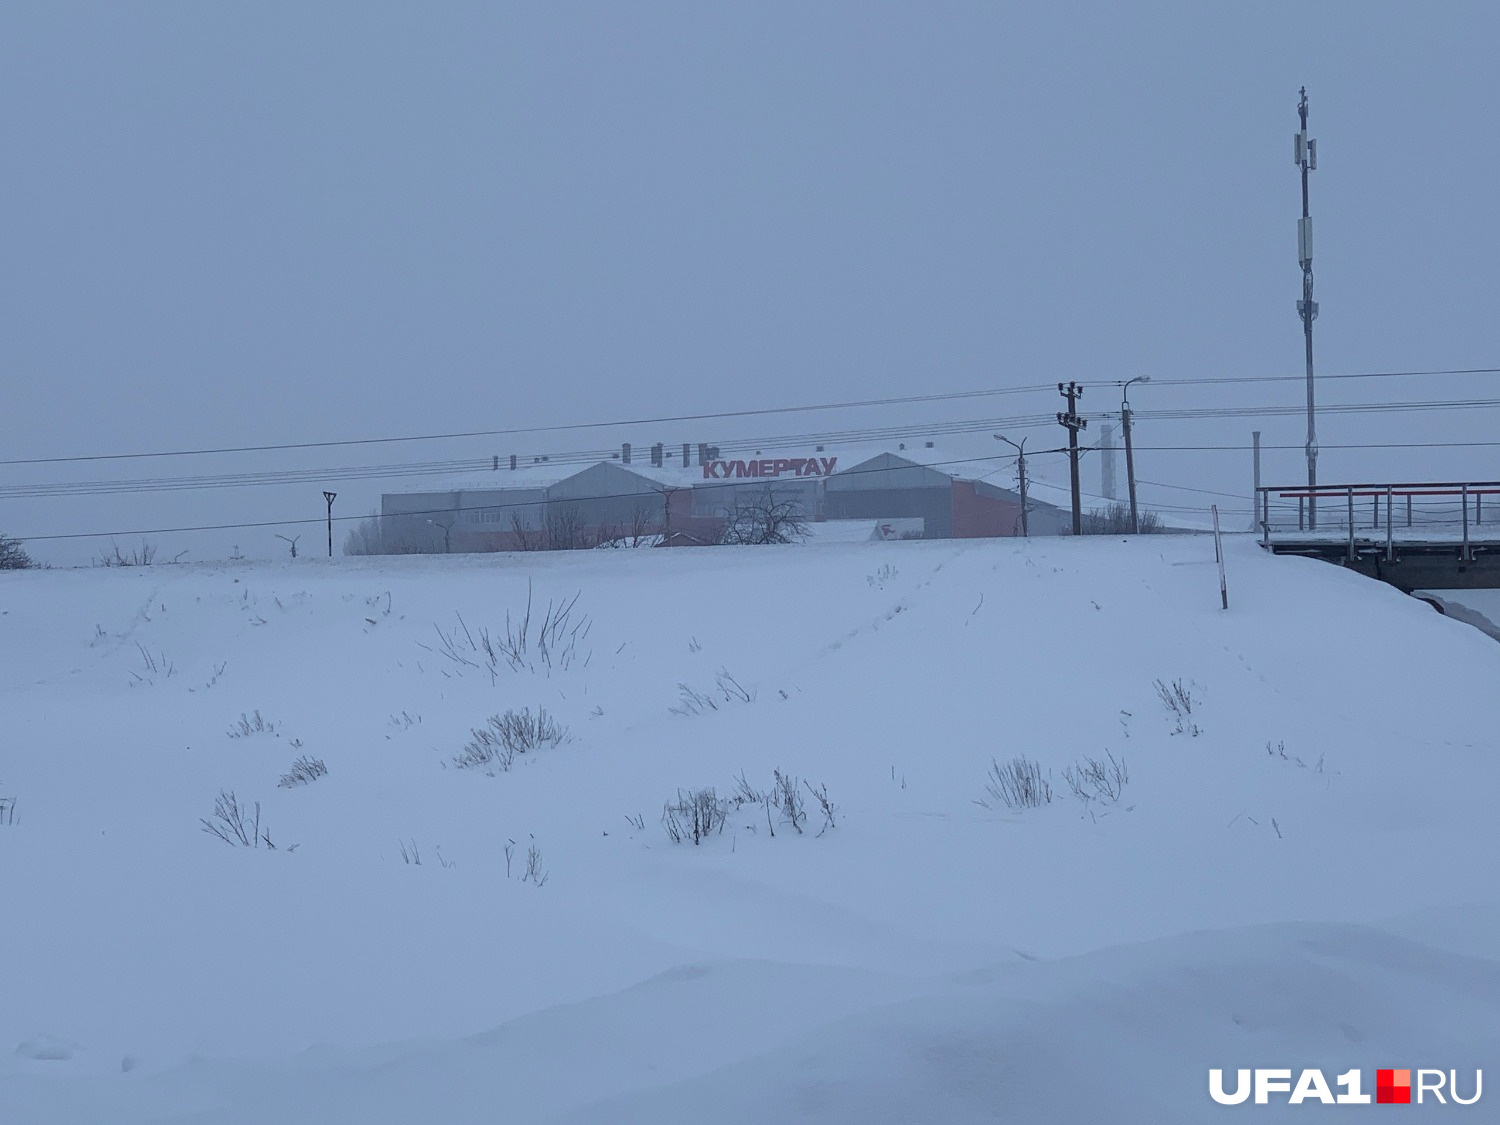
6,362 -> 1497,469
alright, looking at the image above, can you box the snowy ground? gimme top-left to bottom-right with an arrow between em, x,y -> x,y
2,535 -> 1498,1122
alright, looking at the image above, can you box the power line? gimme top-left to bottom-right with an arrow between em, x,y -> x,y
0,383 -> 1062,468
9,394 -> 1500,502
7,362 -> 1499,469
1108,366 -> 1500,388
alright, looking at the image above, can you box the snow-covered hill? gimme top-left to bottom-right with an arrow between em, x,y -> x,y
3,535 -> 1497,1122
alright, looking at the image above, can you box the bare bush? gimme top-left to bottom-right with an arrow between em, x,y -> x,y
661,771 -> 836,843
200,789 -> 276,848
396,839 -> 452,866
278,755 -> 328,788
129,643 -> 175,684
0,795 -> 15,825
522,842 -> 548,886
427,585 -> 592,683
0,533 -> 34,570
94,540 -> 158,567
771,769 -> 807,834
804,780 -> 838,833
978,756 -> 1053,810
669,670 -> 754,716
1062,751 -> 1129,804
454,707 -> 569,770
227,710 -> 278,738
719,488 -> 809,545
662,787 -> 730,844
1154,678 -> 1201,736
1082,503 -> 1164,535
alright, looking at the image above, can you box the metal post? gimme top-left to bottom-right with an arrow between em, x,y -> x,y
1479,493 -> 1484,525
323,491 -> 337,558
1462,484 -> 1471,562
1299,496 -> 1306,531
1346,486 -> 1354,562
1122,376 -> 1149,534
1385,486 -> 1394,563
1372,495 -> 1379,530
1212,505 -> 1228,609
1260,488 -> 1270,546
1295,87 -> 1320,530
1406,495 -> 1412,527
1251,431 -> 1261,532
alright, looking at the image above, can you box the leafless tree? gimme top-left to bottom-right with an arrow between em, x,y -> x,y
345,513 -> 444,555
598,502 -> 660,548
719,488 -> 809,545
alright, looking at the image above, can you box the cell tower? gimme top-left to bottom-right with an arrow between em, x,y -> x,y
1295,87 -> 1319,528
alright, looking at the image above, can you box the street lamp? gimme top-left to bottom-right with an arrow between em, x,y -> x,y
1121,376 -> 1150,535
993,434 -> 1030,537
426,518 -> 452,554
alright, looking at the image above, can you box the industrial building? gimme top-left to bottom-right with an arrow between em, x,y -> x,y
378,443 -> 1069,553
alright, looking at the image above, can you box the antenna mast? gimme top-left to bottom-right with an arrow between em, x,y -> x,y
1295,87 -> 1319,528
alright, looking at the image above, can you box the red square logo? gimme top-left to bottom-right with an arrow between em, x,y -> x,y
1377,1069 -> 1412,1104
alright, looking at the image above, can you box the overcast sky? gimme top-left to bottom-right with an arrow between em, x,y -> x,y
2,1 -> 1495,563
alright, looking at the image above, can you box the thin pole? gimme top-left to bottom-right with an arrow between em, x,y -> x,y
1346,486 -> 1354,562
1385,486 -> 1393,562
1251,430 -> 1261,533
996,435 -> 1030,537
1462,484 -> 1471,561
1211,505 -> 1228,609
323,491 -> 337,558
1296,87 -> 1320,530
1017,448 -> 1029,537
1057,382 -> 1086,535
1121,376 -> 1148,534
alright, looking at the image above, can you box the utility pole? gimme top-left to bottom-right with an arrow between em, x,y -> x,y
994,434 -> 1029,537
1057,382 -> 1086,536
323,491 -> 337,558
1252,430 -> 1262,532
1295,86 -> 1320,528
1121,375 -> 1150,534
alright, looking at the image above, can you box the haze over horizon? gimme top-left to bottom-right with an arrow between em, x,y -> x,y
2,1 -> 1495,564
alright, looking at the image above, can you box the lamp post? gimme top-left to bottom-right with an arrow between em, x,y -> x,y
1121,376 -> 1150,534
994,434 -> 1029,537
426,518 -> 452,554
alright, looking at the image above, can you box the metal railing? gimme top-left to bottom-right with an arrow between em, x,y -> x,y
1256,481 -> 1500,562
